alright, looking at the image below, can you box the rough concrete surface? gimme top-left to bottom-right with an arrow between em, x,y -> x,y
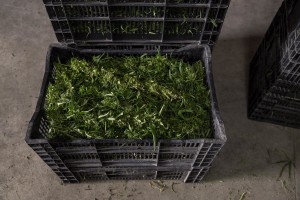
0,0 -> 299,200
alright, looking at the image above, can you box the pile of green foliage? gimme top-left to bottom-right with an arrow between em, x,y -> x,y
45,54 -> 212,142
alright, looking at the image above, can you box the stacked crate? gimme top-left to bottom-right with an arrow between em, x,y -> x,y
248,0 -> 300,128
43,0 -> 230,47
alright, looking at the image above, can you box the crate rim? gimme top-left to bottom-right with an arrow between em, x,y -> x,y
25,43 -> 226,145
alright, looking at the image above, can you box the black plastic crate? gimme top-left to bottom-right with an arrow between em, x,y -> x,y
42,0 -> 230,47
281,0 -> 300,65
248,0 -> 300,128
248,0 -> 300,96
249,55 -> 300,127
26,44 -> 226,183
281,22 -> 300,66
285,26 -> 300,63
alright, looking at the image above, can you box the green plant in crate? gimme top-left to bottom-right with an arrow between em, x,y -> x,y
166,22 -> 202,36
45,54 -> 212,142
112,21 -> 161,35
166,7 -> 205,19
209,18 -> 218,28
121,25 -> 139,33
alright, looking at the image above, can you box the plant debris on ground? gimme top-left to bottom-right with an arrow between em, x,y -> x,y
45,53 -> 212,141
149,180 -> 168,192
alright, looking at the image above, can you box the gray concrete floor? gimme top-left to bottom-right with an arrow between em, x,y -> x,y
1,0 -> 300,199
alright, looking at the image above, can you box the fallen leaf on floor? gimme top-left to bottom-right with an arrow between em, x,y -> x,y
150,180 -> 167,192
171,182 -> 180,193
239,192 -> 247,200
